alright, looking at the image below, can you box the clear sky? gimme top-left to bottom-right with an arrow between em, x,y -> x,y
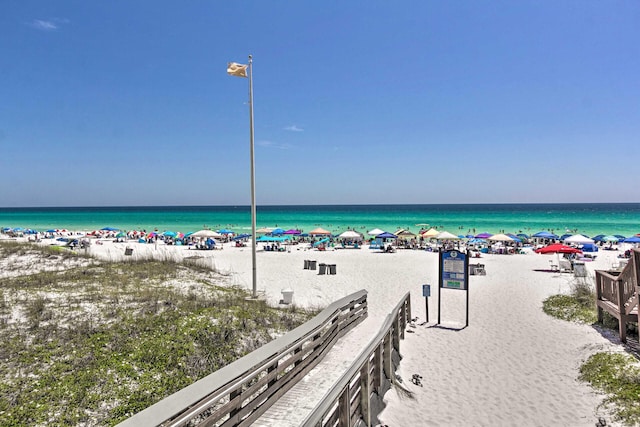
2,1 -> 639,207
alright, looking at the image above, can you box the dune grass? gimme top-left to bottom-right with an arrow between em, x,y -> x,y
543,277 -> 640,426
0,241 -> 317,426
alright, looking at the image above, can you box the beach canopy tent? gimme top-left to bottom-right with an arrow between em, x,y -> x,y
309,227 -> 332,236
394,229 -> 416,239
338,230 -> 363,239
367,228 -> 384,237
435,231 -> 460,240
532,231 -> 559,239
421,228 -> 440,238
191,230 -> 223,238
563,234 -> 594,245
534,244 -> 582,254
376,232 -> 397,239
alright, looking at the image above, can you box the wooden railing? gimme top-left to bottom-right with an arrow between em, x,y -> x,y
301,292 -> 412,427
116,290 -> 368,427
595,248 -> 640,343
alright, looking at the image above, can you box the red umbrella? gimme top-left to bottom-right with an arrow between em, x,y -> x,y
535,243 -> 582,254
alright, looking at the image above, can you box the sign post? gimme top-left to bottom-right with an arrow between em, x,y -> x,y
437,249 -> 470,327
422,284 -> 431,323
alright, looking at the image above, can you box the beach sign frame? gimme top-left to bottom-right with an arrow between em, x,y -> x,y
437,249 -> 470,327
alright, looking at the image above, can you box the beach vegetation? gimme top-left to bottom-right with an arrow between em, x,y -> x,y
579,352 -> 640,426
542,278 -> 598,324
0,241 -> 318,426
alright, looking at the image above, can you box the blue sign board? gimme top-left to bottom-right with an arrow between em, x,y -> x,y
440,250 -> 467,290
422,284 -> 431,297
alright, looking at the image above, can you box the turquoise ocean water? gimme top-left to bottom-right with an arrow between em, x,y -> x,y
1,204 -> 639,238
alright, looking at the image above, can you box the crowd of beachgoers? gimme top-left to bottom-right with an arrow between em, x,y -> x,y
1,224 -> 638,426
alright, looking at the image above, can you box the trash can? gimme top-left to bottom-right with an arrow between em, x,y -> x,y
328,264 -> 337,275
318,263 -> 327,275
573,261 -> 587,277
124,247 -> 133,256
281,289 -> 294,304
309,260 -> 317,270
304,260 -> 309,269
469,263 -> 477,275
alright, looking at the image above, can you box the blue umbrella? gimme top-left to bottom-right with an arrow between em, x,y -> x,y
623,236 -> 640,243
592,234 -> 605,242
532,231 -> 558,239
163,231 -> 177,237
271,228 -> 286,235
101,226 -> 119,231
614,235 -> 626,242
218,229 -> 234,234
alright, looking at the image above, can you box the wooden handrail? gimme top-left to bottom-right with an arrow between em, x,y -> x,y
116,290 -> 368,427
301,292 -> 411,427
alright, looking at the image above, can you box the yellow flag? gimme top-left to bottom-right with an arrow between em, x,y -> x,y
227,62 -> 248,78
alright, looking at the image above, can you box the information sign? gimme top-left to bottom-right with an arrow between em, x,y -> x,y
422,284 -> 431,297
440,250 -> 467,290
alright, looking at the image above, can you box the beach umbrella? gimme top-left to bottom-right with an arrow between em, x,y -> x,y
101,226 -> 119,231
256,227 -> 274,234
600,235 -> 619,243
563,234 -> 594,245
116,231 -> 127,238
163,231 -> 177,237
271,228 -> 286,235
592,234 -> 605,242
367,228 -> 384,236
191,230 -> 222,238
534,244 -> 582,254
284,229 -> 301,235
614,235 -> 626,242
532,231 -> 559,239
487,233 -> 515,242
623,236 -> 640,243
217,229 -> 234,235
474,232 -> 493,239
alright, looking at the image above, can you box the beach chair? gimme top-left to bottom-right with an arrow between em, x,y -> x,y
559,258 -> 573,273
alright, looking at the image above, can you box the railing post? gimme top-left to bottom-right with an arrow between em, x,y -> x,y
359,363 -> 371,427
373,343 -> 382,394
338,385 -> 350,427
383,332 -> 392,381
595,273 -> 603,323
616,279 -> 627,343
392,313 -> 400,352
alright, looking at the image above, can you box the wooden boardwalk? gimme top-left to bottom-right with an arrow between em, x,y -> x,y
595,248 -> 640,343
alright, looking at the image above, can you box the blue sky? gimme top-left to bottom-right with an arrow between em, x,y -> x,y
1,1 -> 639,207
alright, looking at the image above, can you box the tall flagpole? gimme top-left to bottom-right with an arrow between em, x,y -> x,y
248,55 -> 257,299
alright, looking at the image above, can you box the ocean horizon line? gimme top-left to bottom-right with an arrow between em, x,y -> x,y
2,202 -> 640,211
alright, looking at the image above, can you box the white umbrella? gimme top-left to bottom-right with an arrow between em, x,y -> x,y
488,233 -> 515,242
191,230 -> 222,238
564,234 -> 594,245
367,228 -> 384,236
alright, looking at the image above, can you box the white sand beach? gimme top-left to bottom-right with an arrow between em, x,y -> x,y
5,235 -> 632,426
